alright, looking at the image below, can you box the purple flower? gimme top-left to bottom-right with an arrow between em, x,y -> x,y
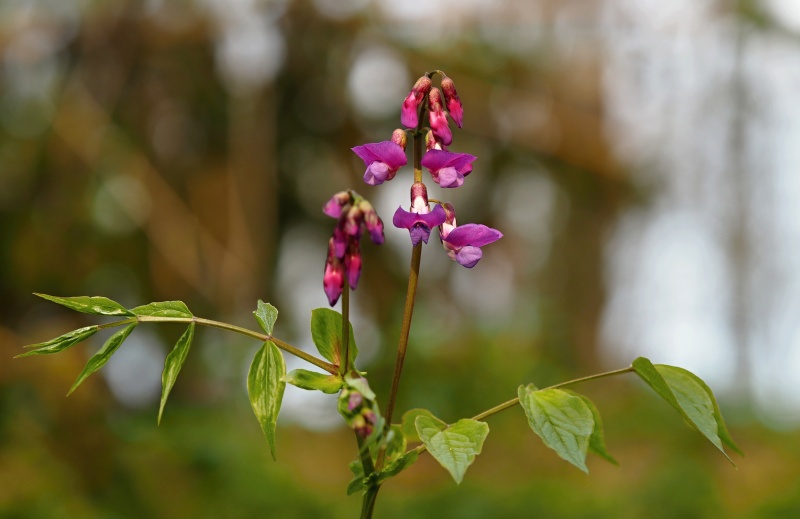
441,76 -> 463,128
428,88 -> 452,147
401,76 -> 432,129
352,141 -> 408,186
322,191 -> 384,305
323,238 -> 345,305
421,149 -> 477,188
439,202 -> 502,268
392,182 -> 447,246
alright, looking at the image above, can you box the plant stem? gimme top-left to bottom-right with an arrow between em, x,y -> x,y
411,366 -> 635,456
134,315 -> 337,374
361,484 -> 379,519
379,243 -> 423,468
341,285 -> 350,375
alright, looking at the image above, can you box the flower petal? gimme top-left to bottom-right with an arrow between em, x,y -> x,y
454,246 -> 482,268
443,223 -> 503,248
352,142 -> 407,170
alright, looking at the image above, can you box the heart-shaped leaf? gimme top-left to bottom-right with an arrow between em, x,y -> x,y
518,384 -> 594,473
416,415 -> 489,484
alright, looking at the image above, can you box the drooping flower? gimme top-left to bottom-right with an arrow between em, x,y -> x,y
323,238 -> 345,306
322,191 -> 384,305
428,87 -> 452,147
420,149 -> 476,188
352,135 -> 408,186
401,76 -> 432,128
439,202 -> 502,268
392,182 -> 447,246
441,76 -> 463,128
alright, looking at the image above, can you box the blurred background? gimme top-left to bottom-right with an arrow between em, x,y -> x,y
2,0 -> 800,517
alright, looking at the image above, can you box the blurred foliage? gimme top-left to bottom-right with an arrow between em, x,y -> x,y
2,0 -> 799,517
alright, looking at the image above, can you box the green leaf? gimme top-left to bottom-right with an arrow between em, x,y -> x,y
253,300 -> 278,335
310,308 -> 357,369
16,326 -> 99,357
631,357 -> 734,463
416,415 -> 489,484
372,424 -> 406,463
667,366 -> 743,456
247,341 -> 286,460
131,301 -> 193,319
518,384 -> 594,473
158,323 -> 195,424
283,369 -> 343,394
401,408 -> 437,443
566,390 -> 618,465
68,323 -> 137,395
35,293 -> 133,316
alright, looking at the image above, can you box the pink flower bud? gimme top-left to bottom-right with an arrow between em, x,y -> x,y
391,128 -> 408,150
428,88 -> 452,146
441,76 -> 463,128
323,238 -> 345,305
401,76 -> 432,129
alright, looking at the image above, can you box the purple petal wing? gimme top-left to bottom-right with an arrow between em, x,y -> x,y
455,246 -> 482,268
352,141 -> 407,169
444,224 -> 502,248
420,149 -> 453,171
392,206 -> 417,229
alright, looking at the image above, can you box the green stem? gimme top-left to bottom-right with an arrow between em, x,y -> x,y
341,285 -> 350,375
361,484 -> 380,519
134,315 -> 337,374
378,242 -> 423,470
411,366 -> 635,456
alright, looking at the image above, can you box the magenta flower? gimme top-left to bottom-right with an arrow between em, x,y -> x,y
322,191 -> 384,305
428,88 -> 452,147
352,140 -> 408,186
323,238 -> 346,305
392,182 -> 446,246
441,76 -> 463,128
421,149 -> 476,188
401,76 -> 432,129
439,202 -> 502,268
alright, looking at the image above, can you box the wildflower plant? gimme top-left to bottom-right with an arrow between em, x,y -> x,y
18,70 -> 740,517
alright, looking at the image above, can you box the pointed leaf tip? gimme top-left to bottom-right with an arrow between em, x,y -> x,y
35,293 -> 134,316
157,323 -> 195,424
68,323 -> 137,396
518,385 -> 594,473
416,415 -> 489,484
632,357 -> 737,464
132,301 -> 192,319
253,300 -> 278,335
18,326 -> 99,357
248,341 -> 286,460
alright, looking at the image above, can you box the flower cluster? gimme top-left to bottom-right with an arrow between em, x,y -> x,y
364,71 -> 501,262
322,191 -> 384,306
338,386 -> 378,439
324,71 -> 502,305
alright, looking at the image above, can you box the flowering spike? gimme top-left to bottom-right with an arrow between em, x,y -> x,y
428,87 -> 452,147
421,149 -> 476,188
441,76 -> 463,128
352,141 -> 407,186
401,76 -> 432,129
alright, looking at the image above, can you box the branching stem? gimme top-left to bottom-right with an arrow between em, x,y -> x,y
104,315 -> 337,374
